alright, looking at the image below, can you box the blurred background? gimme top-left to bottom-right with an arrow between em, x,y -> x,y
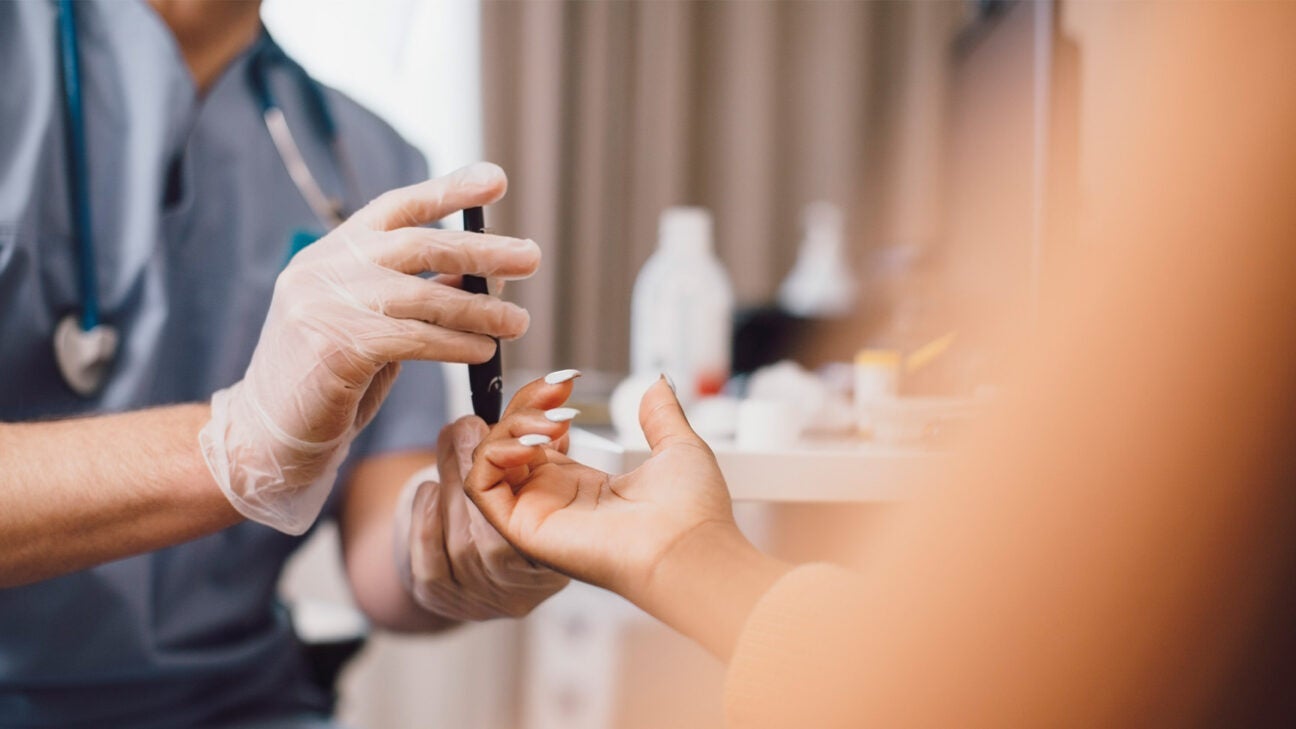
262,0 -> 1097,727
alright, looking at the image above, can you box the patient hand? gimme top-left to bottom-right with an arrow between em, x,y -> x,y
464,375 -> 741,606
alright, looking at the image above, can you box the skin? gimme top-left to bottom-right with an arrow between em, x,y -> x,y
0,169 -> 534,604
148,0 -> 263,94
463,6 -> 1296,724
0,3 -> 538,631
465,377 -> 790,658
2,0 -> 542,631
0,404 -> 239,587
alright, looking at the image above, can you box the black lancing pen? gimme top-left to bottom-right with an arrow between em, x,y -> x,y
461,206 -> 503,424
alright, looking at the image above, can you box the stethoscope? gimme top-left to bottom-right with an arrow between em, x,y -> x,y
52,0 -> 358,396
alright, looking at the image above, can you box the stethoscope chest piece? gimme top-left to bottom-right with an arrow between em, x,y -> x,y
53,312 -> 118,397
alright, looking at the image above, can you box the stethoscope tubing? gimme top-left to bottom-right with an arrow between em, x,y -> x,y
248,39 -> 354,228
56,0 -> 102,331
54,5 -> 355,334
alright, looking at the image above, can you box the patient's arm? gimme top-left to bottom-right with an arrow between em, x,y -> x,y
468,5 -> 1296,726
465,376 -> 790,658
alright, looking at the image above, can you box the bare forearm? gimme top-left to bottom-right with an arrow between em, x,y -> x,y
0,404 -> 240,587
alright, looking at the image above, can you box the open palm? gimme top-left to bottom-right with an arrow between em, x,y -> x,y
466,377 -> 736,598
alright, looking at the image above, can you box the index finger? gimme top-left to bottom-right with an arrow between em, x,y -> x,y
369,228 -> 540,279
501,370 -> 583,421
353,162 -> 507,231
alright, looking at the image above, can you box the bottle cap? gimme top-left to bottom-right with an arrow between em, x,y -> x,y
855,349 -> 902,368
658,207 -> 713,255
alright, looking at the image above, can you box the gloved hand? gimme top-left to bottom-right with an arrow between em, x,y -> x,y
393,378 -> 578,619
199,163 -> 539,535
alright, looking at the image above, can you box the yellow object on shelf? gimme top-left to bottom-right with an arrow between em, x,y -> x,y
854,349 -> 902,367
904,331 -> 957,374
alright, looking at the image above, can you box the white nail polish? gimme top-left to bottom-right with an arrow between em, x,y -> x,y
662,372 -> 676,393
544,369 -> 582,385
519,434 -> 552,447
544,407 -> 580,423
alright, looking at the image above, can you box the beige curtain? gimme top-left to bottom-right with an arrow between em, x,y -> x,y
482,0 -> 964,374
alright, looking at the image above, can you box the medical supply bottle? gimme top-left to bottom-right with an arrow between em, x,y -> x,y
778,201 -> 857,317
630,207 -> 734,404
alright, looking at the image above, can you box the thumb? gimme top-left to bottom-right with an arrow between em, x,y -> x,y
452,415 -> 490,482
638,376 -> 705,455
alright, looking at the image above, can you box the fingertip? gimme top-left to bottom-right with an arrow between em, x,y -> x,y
465,335 -> 499,364
459,161 -> 508,203
544,407 -> 580,423
500,369 -> 580,419
544,369 -> 582,386
452,414 -> 489,449
501,305 -> 531,341
501,239 -> 542,280
639,375 -> 681,415
637,375 -> 695,451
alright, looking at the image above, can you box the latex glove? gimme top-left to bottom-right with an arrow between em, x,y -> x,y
200,163 -> 540,535
463,375 -> 739,604
393,374 -> 581,619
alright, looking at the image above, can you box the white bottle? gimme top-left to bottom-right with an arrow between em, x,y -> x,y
630,207 -> 734,404
778,202 -> 857,317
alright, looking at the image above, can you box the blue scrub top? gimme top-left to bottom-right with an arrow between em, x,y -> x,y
0,2 -> 447,726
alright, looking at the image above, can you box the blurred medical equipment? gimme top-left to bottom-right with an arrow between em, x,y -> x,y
854,349 -> 902,437
852,333 -> 987,445
904,331 -> 957,374
747,360 -> 855,436
630,207 -> 734,405
732,203 -> 862,378
734,399 -> 802,451
52,0 -> 358,396
861,396 -> 984,447
687,395 -> 740,441
777,202 -> 857,317
609,372 -> 658,447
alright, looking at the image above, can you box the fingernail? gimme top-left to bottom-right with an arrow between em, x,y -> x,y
544,407 -> 580,423
661,372 -> 676,393
544,369 -> 582,385
519,434 -> 552,447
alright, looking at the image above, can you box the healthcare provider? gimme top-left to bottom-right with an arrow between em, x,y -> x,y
0,2 -> 565,727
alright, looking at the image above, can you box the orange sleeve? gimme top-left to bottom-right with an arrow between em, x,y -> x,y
724,564 -> 869,729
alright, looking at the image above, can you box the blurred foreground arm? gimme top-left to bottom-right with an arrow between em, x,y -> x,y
724,6 -> 1296,727
469,5 -> 1296,727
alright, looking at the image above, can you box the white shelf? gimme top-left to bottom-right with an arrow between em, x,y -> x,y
568,428 -> 942,503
